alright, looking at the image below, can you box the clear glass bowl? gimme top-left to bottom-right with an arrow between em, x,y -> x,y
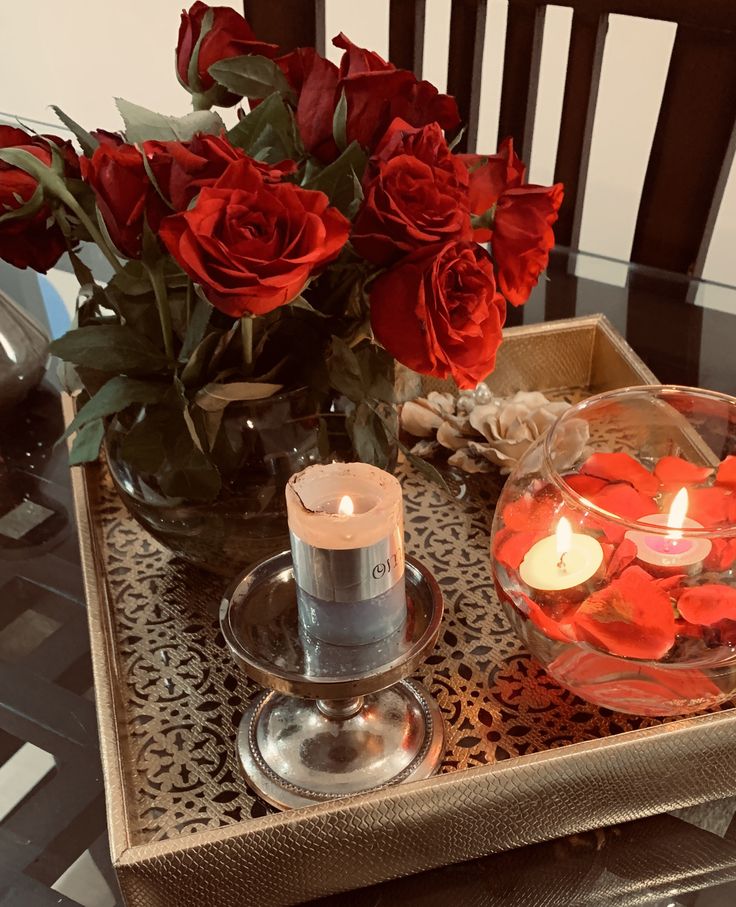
491,385 -> 736,717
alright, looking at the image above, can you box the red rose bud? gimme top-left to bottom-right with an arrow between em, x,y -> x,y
158,158 -> 350,317
369,241 -> 506,389
277,35 -> 461,164
176,2 -> 277,108
491,182 -> 563,306
81,142 -> 169,259
0,126 -> 79,272
459,138 -> 526,242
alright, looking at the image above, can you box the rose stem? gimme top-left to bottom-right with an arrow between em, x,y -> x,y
55,187 -> 125,277
146,263 -> 175,362
185,278 -> 193,331
241,315 -> 253,373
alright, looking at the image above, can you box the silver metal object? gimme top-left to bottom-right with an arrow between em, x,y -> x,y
290,528 -> 404,601
220,551 -> 445,810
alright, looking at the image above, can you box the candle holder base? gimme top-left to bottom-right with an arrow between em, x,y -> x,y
221,551 -> 445,810
238,679 -> 444,810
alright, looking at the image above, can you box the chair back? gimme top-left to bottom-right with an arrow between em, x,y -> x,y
244,0 -> 736,276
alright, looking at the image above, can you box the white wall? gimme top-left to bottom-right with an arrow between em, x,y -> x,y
1,0 -> 734,289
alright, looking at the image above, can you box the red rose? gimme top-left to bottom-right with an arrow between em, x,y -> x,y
492,183 -> 564,306
278,35 -> 461,163
369,241 -> 506,389
145,134 -> 270,211
0,126 -> 79,272
159,158 -> 350,316
277,48 -> 340,162
367,117 -> 468,190
176,2 -> 278,107
460,137 -> 563,306
334,34 -> 460,154
81,143 -> 168,259
353,149 -> 472,266
459,138 -> 526,242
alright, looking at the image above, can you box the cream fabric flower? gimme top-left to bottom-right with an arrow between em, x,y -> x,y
401,387 -> 589,475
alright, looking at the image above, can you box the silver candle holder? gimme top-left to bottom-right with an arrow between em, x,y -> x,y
219,551 -> 445,810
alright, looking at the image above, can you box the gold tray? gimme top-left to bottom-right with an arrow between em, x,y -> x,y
70,315 -> 736,907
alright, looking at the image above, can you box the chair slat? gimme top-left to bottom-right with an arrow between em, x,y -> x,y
389,0 -> 426,77
447,0 -> 488,153
631,24 -> 736,273
553,11 -> 607,248
244,0 -> 317,51
497,2 -> 544,160
507,0 -> 736,33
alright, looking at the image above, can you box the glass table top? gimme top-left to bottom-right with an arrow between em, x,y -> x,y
1,246 -> 736,907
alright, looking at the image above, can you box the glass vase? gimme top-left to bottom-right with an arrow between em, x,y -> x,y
106,388 -> 397,576
491,385 -> 736,717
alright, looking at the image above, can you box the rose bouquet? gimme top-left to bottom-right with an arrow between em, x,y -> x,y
0,2 -> 563,504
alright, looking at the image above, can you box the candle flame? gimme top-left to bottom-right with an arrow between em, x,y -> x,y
556,517 -> 572,564
666,487 -> 688,539
338,495 -> 354,516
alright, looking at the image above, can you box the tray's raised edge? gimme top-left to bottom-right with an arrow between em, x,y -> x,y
113,705 -> 736,906
62,394 -> 134,864
593,313 -> 659,385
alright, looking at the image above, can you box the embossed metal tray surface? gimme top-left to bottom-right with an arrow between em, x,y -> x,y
71,315 -> 736,907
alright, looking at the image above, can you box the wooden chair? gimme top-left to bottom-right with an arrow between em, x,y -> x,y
244,0 -> 736,278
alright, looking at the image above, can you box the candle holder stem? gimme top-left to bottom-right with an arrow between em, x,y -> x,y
317,697 -> 364,719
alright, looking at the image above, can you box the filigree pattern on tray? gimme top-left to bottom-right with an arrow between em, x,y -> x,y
91,399 -> 692,846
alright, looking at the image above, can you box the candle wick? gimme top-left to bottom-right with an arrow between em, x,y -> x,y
557,553 -> 567,571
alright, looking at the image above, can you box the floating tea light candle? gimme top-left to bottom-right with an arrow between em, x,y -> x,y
519,517 -> 604,592
625,487 -> 712,573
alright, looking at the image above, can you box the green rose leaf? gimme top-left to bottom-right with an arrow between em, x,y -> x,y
208,55 -> 295,102
226,92 -> 301,163
115,98 -> 225,143
194,381 -> 283,412
332,89 -> 348,152
51,106 -> 99,157
63,376 -> 170,440
179,294 -> 213,361
327,336 -> 365,402
303,141 -> 368,217
400,442 -> 450,492
348,401 -> 392,471
68,419 -> 105,465
120,405 -> 221,502
49,325 -> 170,373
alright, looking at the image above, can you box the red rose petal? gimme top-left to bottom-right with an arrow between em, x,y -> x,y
674,618 -> 704,639
572,565 -> 676,660
716,455 -> 736,489
587,483 -> 656,544
581,452 -> 659,496
605,537 -> 638,580
654,455 -> 713,488
518,593 -> 576,643
548,647 -> 721,712
686,487 -> 732,526
678,584 -> 736,626
502,492 -> 559,533
493,528 -> 544,570
704,538 -> 736,572
564,474 -> 608,498
656,574 -> 687,597
589,483 -> 655,521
